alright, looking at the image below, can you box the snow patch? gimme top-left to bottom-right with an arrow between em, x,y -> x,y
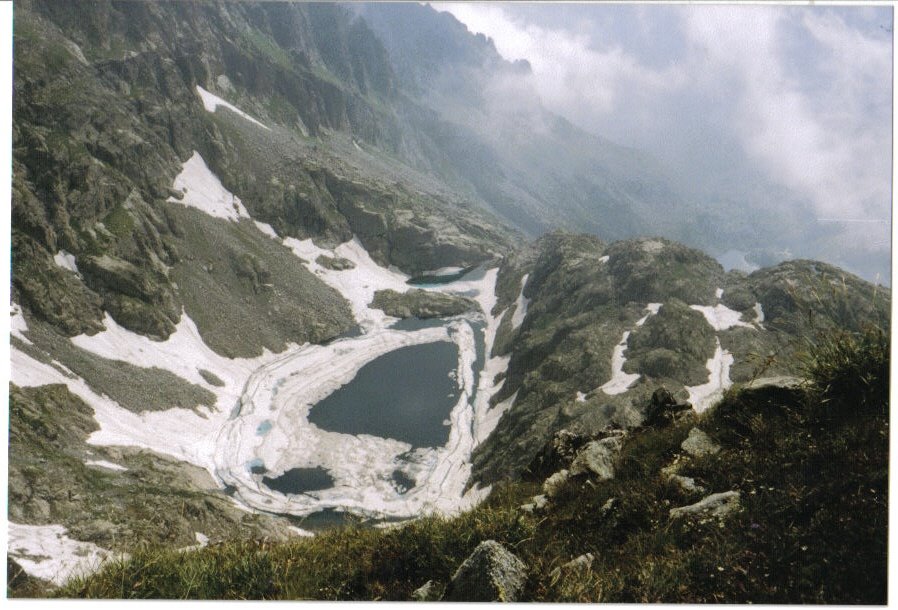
196,85 -> 270,130
167,152 -> 251,222
753,302 -> 765,326
685,338 -> 734,413
433,268 -> 516,449
599,255 -> 610,264
600,331 -> 641,396
690,303 -> 755,331
53,250 -> 79,275
421,266 -> 466,277
283,236 -> 411,332
636,302 -> 662,326
475,389 -> 515,446
11,303 -> 32,345
64,312 -> 290,473
715,287 -> 724,299
8,522 -> 118,586
510,273 -> 530,330
289,526 -> 316,538
575,391 -> 587,403
601,304 -> 663,396
254,220 -> 280,239
85,460 -> 127,472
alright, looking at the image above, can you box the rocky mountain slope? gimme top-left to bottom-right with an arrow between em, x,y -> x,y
472,232 -> 889,483
8,0 -> 891,601
355,2 -> 698,242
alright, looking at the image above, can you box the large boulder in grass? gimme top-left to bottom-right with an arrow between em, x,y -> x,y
443,540 -> 528,602
569,435 -> 623,480
681,428 -> 721,457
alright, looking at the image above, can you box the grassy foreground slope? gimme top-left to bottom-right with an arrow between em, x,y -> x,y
39,325 -> 887,603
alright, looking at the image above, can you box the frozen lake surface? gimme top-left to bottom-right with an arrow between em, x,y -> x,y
308,341 -> 461,448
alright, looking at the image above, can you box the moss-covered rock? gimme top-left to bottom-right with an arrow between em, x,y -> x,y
370,288 -> 479,319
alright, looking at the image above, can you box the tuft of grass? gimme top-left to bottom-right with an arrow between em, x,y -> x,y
800,324 -> 889,419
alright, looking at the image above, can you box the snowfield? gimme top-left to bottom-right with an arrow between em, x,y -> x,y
685,338 -> 734,413
196,85 -> 270,130
53,250 -> 79,275
8,522 -> 120,586
167,151 -> 251,222
690,303 -> 755,331
510,274 -> 531,330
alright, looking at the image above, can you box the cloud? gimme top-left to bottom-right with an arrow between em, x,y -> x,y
684,7 -> 891,221
430,3 -> 892,279
431,2 -> 685,118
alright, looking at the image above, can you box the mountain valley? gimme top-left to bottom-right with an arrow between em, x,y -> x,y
7,1 -> 891,602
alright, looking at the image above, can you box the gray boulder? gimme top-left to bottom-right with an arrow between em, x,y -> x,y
542,469 -> 570,498
669,491 -> 741,520
443,540 -> 528,602
411,579 -> 442,601
520,494 -> 549,514
568,435 -> 623,480
681,427 -> 720,457
743,376 -> 804,391
316,254 -> 355,270
668,474 -> 706,495
549,553 -> 595,582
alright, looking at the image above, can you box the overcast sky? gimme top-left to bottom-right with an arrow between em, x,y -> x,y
430,3 -> 893,283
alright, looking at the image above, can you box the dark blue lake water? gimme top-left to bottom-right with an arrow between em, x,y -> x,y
307,341 -> 460,448
263,467 -> 335,495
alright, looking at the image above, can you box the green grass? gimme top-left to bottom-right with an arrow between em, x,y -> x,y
58,484 -> 534,600
102,205 -> 135,239
49,325 -> 888,602
238,27 -> 294,73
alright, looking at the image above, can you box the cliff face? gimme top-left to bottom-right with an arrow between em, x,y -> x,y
13,0 -> 515,343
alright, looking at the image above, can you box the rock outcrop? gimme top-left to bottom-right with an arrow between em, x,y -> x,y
681,428 -> 721,458
443,540 -> 528,602
569,435 -> 623,480
370,288 -> 480,319
669,491 -> 742,520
